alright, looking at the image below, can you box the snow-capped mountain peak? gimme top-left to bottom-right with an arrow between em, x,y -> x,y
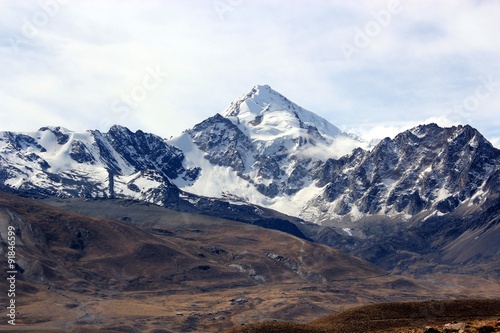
222,84 -> 346,140
169,85 -> 374,218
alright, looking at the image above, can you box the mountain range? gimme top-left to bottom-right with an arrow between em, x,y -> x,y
1,84 -> 499,276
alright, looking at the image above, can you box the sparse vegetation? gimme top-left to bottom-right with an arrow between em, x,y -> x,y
224,300 -> 500,333
1,192 -> 499,332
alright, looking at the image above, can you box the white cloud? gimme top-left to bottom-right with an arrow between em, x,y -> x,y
297,136 -> 366,161
0,0 -> 499,143
490,137 -> 500,149
345,115 -> 461,142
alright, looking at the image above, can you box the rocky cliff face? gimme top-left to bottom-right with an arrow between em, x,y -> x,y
0,125 -> 197,205
308,123 -> 500,223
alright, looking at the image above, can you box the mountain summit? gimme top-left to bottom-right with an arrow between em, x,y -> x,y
168,85 -> 369,214
222,84 -> 345,140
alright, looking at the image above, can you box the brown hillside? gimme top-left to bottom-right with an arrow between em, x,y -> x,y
224,299 -> 500,333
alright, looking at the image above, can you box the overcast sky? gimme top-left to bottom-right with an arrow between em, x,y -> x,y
1,0 -> 499,147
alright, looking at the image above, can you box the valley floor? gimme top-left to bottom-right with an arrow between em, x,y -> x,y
1,275 -> 499,332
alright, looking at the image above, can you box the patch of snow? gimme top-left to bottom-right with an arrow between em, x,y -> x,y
349,205 -> 365,221
382,178 -> 397,186
342,228 -> 353,236
435,187 -> 451,202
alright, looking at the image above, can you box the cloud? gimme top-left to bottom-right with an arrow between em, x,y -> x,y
296,136 -> 366,161
345,115 -> 460,142
490,137 -> 500,149
0,0 -> 499,144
